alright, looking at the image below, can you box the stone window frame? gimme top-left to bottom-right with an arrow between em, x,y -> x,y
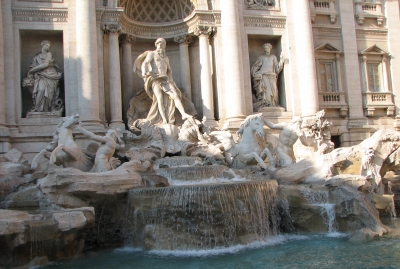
360,44 -> 395,117
315,43 -> 348,117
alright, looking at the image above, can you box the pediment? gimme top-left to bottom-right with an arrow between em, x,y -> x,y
315,43 -> 342,53
361,44 -> 389,55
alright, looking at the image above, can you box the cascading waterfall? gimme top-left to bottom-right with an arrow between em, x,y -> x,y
124,181 -> 280,250
301,188 -> 338,234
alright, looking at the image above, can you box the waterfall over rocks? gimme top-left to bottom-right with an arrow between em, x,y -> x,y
124,180 -> 280,250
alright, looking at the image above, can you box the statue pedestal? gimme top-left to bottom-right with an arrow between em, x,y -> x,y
258,107 -> 286,113
26,111 -> 63,118
258,107 -> 293,124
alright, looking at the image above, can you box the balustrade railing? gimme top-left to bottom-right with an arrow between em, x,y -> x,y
314,1 -> 330,9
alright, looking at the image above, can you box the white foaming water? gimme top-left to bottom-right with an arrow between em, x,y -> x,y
113,247 -> 143,253
301,188 -> 338,234
170,176 -> 248,186
325,232 -> 349,238
147,234 -> 309,257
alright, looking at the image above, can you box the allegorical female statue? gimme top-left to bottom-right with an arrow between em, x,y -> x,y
23,40 -> 63,113
251,43 -> 284,109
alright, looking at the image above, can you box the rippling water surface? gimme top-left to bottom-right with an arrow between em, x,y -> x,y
42,233 -> 400,269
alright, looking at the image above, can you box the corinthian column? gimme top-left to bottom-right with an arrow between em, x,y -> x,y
76,0 -> 101,126
121,34 -> 135,124
174,35 -> 193,101
195,26 -> 217,127
220,0 -> 246,125
104,24 -> 124,129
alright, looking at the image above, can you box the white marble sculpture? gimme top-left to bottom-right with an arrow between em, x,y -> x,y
251,43 -> 284,109
22,40 -> 63,114
31,115 -> 94,172
133,38 -> 192,125
210,114 -> 274,170
77,124 -> 125,172
263,116 -> 306,168
294,110 -> 334,159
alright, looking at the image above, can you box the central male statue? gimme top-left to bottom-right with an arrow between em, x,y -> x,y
134,38 -> 191,125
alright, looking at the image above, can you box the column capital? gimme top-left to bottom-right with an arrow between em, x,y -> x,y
102,23 -> 121,35
194,26 -> 216,37
174,34 -> 193,45
361,56 -> 367,62
120,34 -> 136,44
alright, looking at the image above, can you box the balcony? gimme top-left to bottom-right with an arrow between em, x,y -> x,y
354,0 -> 385,26
309,0 -> 338,23
318,92 -> 348,117
364,92 -> 395,116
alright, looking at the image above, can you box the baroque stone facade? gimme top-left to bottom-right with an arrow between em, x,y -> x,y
1,0 -> 400,158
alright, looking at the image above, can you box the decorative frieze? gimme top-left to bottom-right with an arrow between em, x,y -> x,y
355,28 -> 388,35
312,25 -> 342,33
18,0 -> 63,2
12,8 -> 68,22
243,16 -> 286,28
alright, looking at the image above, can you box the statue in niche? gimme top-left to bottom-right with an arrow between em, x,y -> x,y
251,43 -> 284,110
133,38 -> 192,125
22,40 -> 63,114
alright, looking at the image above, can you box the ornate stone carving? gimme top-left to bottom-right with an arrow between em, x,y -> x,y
77,125 -> 125,172
194,26 -> 216,37
246,0 -> 280,11
22,40 -> 63,115
263,116 -> 304,168
251,43 -> 284,109
120,0 -> 195,23
120,34 -> 136,44
210,114 -> 275,171
102,23 -> 121,35
174,35 -> 193,45
31,115 -> 95,172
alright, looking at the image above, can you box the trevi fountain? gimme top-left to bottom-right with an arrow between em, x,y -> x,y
1,0 -> 400,268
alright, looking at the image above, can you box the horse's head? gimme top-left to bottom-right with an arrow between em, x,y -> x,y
250,116 -> 264,138
62,114 -> 80,129
237,113 -> 264,139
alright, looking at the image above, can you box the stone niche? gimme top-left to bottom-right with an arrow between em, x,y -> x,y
247,35 -> 286,111
20,30 -> 65,118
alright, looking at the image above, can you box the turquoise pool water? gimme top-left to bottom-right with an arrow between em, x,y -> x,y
43,233 -> 400,269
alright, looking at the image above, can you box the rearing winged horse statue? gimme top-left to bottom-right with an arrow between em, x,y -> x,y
210,114 -> 275,171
